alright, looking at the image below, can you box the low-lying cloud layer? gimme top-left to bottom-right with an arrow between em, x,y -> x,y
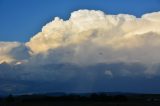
0,10 -> 160,94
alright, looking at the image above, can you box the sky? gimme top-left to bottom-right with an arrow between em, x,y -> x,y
0,0 -> 160,42
0,0 -> 160,95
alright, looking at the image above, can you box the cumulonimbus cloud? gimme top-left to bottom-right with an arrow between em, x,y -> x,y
0,9 -> 160,76
24,10 -> 160,65
1,10 -> 160,94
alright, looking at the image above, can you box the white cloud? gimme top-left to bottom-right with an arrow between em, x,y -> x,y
0,42 -> 29,64
25,10 -> 160,66
0,10 -> 160,80
0,42 -> 21,63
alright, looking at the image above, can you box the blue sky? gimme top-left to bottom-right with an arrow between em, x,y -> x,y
0,0 -> 160,42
